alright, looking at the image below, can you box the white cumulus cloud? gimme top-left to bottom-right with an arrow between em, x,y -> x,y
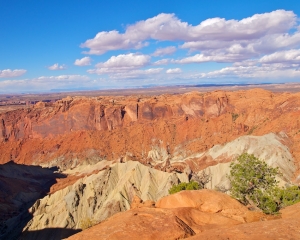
173,53 -> 245,64
259,49 -> 300,64
81,10 -> 296,55
194,64 -> 300,80
48,63 -> 67,70
88,53 -> 151,75
152,46 -> 177,56
74,57 -> 92,66
72,10 -> 300,83
166,68 -> 182,74
0,69 -> 27,78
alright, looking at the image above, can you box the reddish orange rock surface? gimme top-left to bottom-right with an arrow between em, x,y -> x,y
189,202 -> 300,240
0,89 -> 300,178
67,190 -> 294,240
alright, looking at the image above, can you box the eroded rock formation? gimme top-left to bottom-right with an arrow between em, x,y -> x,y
2,89 -> 300,239
0,89 -> 299,180
66,190 -> 297,240
19,161 -> 188,239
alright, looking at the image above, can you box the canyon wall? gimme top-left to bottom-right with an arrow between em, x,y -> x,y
2,88 -> 300,239
0,89 -> 300,178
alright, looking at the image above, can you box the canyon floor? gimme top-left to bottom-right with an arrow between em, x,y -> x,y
1,86 -> 300,239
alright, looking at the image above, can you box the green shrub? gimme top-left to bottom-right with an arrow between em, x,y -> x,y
277,186 -> 300,208
228,153 -> 280,205
254,188 -> 281,214
168,181 -> 200,194
228,153 -> 300,214
229,153 -> 277,214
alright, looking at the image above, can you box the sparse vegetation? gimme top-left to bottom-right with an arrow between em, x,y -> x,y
214,184 -> 229,193
231,113 -> 239,122
277,185 -> 300,208
228,153 -> 300,214
168,181 -> 200,194
263,118 -> 269,123
248,126 -> 257,135
80,218 -> 96,230
191,170 -> 212,189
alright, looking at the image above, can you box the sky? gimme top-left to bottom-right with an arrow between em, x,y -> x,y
1,0 -> 300,93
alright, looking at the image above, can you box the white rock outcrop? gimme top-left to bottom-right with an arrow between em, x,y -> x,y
22,161 -> 188,237
195,133 -> 296,190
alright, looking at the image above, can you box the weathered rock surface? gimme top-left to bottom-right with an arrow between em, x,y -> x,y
156,190 -> 250,222
66,190 -> 277,240
66,207 -> 238,240
188,202 -> 300,240
3,130 -> 295,239
19,161 -> 188,239
1,89 -> 300,182
130,195 -> 155,209
2,89 -> 300,239
190,132 -> 296,190
16,130 -> 296,238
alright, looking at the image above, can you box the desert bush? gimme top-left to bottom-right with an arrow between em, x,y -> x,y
228,153 -> 300,214
277,185 -> 300,208
228,153 -> 280,205
80,218 -> 96,230
231,113 -> 239,122
214,184 -> 229,193
168,181 -> 200,194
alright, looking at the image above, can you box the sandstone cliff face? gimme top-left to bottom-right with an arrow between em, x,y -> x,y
0,92 -> 229,141
6,130 -> 292,239
6,131 -> 292,239
1,89 -> 300,239
1,88 -> 300,240
1,89 -> 300,180
20,161 -> 188,239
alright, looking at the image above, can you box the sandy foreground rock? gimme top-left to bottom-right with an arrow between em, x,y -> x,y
189,201 -> 300,240
67,190 -> 297,240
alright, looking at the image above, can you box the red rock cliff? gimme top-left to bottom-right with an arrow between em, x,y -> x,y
0,89 -> 300,176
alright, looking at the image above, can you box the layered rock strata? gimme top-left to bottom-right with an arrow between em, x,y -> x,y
0,89 -> 300,181
20,161 -> 188,239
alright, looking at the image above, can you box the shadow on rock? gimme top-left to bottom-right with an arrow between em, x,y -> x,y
0,161 -> 67,240
19,228 -> 81,240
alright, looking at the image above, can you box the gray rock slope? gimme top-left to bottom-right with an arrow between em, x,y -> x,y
21,161 -> 188,239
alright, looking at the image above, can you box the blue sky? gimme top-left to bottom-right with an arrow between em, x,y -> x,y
1,0 -> 300,93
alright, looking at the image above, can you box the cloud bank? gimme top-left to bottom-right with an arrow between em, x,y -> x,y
0,69 -> 27,78
4,10 -> 300,93
81,10 -> 296,56
0,75 -> 91,92
83,9 -> 300,83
